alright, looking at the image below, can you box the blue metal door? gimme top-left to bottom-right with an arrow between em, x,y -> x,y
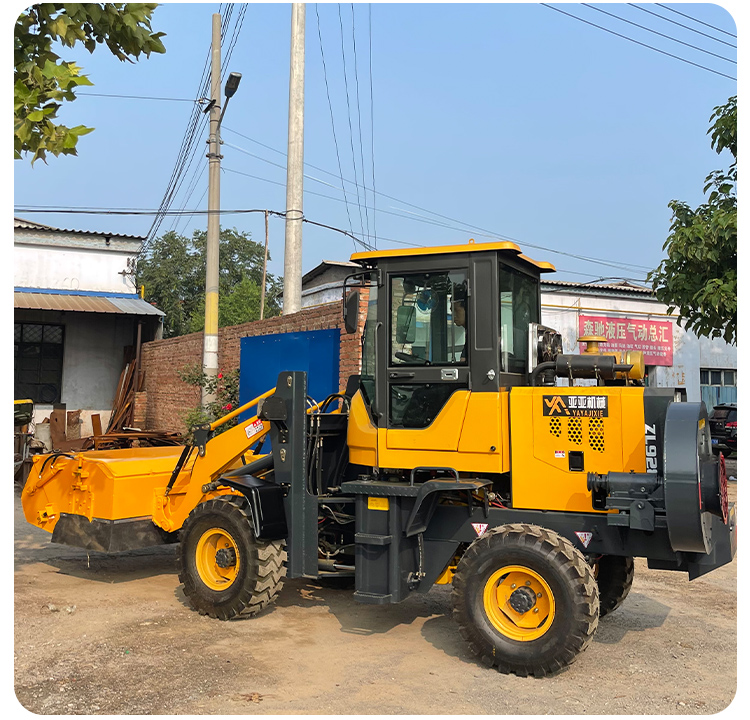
239,329 -> 340,417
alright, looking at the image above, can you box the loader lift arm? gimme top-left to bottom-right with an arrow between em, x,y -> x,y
163,387 -> 276,497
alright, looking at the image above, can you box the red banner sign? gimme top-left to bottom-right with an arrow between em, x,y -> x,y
578,315 -> 673,366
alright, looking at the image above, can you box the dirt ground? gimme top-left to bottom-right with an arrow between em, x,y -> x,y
13,462 -> 738,715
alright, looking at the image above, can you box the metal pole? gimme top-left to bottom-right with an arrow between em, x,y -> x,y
283,3 -> 305,316
202,12 -> 222,407
260,210 -> 269,320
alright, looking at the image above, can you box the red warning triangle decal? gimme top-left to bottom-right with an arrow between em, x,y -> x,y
472,523 -> 489,537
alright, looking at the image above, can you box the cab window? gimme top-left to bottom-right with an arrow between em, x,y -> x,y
499,265 -> 539,374
390,271 -> 468,366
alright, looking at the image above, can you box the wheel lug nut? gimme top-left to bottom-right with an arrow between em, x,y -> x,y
525,581 -> 531,586
511,584 -> 516,589
537,592 -> 542,598
533,608 -> 539,613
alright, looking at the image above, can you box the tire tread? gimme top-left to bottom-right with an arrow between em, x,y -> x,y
451,523 -> 599,677
177,496 -> 286,620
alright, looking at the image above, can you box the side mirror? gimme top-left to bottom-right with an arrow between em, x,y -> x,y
396,305 -> 416,344
344,289 -> 359,334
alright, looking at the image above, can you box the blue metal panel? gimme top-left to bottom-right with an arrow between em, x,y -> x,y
239,329 -> 340,422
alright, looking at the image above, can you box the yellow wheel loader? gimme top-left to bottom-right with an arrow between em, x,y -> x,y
22,240 -> 736,677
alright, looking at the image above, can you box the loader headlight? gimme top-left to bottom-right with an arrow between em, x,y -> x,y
528,323 -> 563,374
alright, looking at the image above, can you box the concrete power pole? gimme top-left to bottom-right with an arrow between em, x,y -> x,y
260,210 -> 269,320
283,3 -> 305,315
202,13 -> 222,407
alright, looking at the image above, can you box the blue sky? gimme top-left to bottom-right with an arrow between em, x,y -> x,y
12,2 -> 739,287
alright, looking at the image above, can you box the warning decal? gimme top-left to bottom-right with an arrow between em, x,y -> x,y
245,419 -> 265,439
574,531 -> 593,549
472,523 -> 489,537
555,450 -> 565,459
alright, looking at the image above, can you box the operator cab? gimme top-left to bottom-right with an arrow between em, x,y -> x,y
343,240 -> 556,437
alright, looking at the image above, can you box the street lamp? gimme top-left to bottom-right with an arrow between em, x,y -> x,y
219,72 -> 242,127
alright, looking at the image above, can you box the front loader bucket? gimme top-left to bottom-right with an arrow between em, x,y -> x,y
21,446 -> 187,552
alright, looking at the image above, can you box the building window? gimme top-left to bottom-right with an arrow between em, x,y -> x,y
14,323 -> 64,404
700,367 -> 736,414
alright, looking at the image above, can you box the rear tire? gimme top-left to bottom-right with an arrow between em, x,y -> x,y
178,496 -> 286,620
596,555 -> 634,617
452,524 -> 599,677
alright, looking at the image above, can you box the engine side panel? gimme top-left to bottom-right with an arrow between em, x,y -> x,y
510,386 -> 647,512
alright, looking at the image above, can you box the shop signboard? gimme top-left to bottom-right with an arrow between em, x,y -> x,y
578,315 -> 673,366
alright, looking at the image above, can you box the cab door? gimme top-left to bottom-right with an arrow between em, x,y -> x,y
383,262 -> 471,451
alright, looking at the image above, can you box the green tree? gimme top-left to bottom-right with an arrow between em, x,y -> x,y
135,231 -> 202,338
136,227 -> 281,338
192,227 -> 267,293
648,96 -> 737,345
14,3 -> 166,163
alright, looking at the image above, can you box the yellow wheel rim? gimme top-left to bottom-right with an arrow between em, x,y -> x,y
195,528 -> 240,590
483,565 -> 556,641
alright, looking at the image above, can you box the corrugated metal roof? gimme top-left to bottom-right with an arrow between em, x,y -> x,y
14,217 -> 58,231
15,291 -> 165,316
541,279 -> 653,294
14,216 -> 145,241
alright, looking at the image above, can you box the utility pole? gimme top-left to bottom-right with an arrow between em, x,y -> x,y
260,210 -> 269,320
202,13 -> 222,408
283,3 -> 305,315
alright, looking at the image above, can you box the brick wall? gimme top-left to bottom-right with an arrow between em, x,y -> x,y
140,299 -> 365,433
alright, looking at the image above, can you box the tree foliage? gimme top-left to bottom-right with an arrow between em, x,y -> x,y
135,228 -> 281,338
648,96 -> 737,345
14,3 -> 166,163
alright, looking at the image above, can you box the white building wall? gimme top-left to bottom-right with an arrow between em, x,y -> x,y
62,314 -> 134,411
300,281 -> 346,308
540,290 -> 736,402
15,244 -> 135,293
699,334 -> 736,369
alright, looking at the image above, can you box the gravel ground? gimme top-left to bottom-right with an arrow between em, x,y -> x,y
13,461 -> 737,715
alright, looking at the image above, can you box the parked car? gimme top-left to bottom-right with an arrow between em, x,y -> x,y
709,403 -> 737,457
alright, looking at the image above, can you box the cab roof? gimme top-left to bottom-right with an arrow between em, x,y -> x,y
350,239 -> 556,273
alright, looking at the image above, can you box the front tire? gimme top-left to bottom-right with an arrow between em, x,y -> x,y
452,524 -> 599,677
178,496 -> 286,620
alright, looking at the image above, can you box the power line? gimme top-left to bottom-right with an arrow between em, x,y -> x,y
76,92 -> 199,102
337,3 -> 366,242
143,4 -> 247,253
367,3 -> 378,248
315,4 -> 356,240
164,5 -> 247,237
626,4 -> 737,49
178,155 -> 658,275
173,164 -> 208,236
655,3 -> 736,38
350,3 -> 372,247
12,201 -> 656,272
541,3 -> 736,81
220,128 -> 653,273
179,184 -> 209,237
581,3 -> 735,64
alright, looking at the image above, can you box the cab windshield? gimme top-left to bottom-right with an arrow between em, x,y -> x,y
390,271 -> 467,366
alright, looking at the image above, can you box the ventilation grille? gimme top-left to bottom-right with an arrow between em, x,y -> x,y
589,417 -> 605,452
568,418 -> 583,445
548,416 -> 605,451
